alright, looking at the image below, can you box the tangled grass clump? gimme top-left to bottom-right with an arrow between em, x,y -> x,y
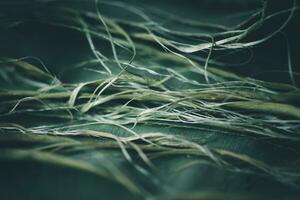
0,0 -> 300,199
